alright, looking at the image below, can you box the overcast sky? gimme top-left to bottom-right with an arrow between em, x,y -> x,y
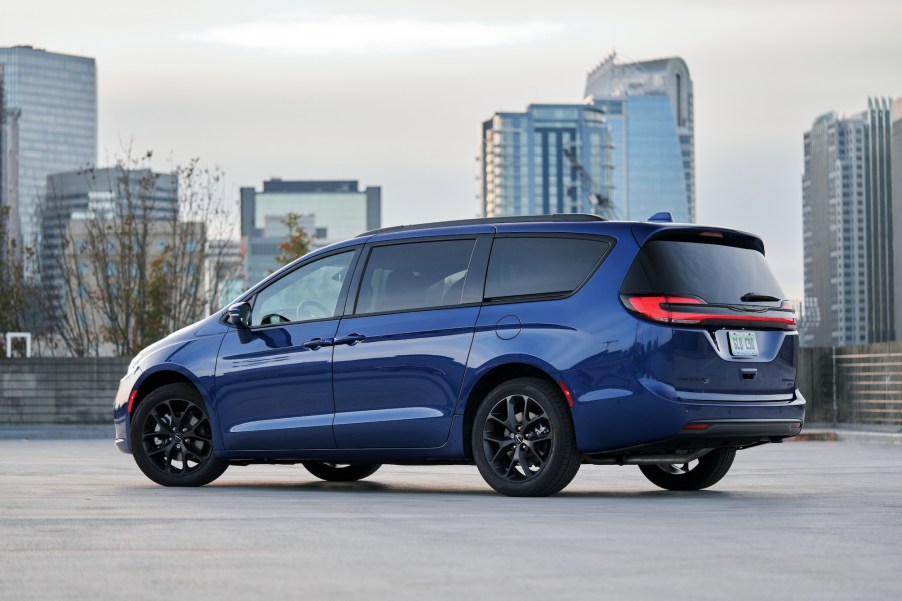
3,0 -> 901,298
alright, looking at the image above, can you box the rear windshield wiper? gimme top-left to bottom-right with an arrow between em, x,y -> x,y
740,292 -> 780,302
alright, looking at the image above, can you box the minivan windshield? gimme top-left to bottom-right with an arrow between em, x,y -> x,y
624,240 -> 785,304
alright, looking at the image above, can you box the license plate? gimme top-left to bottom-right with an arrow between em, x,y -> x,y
728,331 -> 758,356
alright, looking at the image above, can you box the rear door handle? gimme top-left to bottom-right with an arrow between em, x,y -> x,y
302,337 -> 334,350
334,333 -> 366,346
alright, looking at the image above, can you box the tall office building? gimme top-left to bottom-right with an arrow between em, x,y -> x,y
802,98 -> 899,347
240,179 -> 381,284
481,104 -> 614,218
584,53 -> 695,222
0,46 -> 97,258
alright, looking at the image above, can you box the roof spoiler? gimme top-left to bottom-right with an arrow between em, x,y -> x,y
632,224 -> 766,255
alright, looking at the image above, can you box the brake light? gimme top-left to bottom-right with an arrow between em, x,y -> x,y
624,295 -> 797,327
624,296 -> 703,324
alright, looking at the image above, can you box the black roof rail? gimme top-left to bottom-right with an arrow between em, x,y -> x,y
357,213 -> 606,237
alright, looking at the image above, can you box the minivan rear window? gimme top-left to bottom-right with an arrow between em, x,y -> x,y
485,236 -> 610,300
622,240 -> 785,304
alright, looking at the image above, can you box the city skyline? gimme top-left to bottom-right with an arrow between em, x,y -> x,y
3,0 -> 902,299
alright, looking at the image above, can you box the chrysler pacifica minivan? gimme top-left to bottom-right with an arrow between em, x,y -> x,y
114,214 -> 805,496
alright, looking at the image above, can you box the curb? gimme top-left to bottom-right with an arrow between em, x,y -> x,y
786,428 -> 902,445
0,425 -> 114,440
785,430 -> 838,442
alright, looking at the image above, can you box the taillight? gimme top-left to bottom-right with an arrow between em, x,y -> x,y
624,296 -> 703,324
623,295 -> 797,327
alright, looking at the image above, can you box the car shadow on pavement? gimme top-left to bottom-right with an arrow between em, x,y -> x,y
197,479 -> 738,499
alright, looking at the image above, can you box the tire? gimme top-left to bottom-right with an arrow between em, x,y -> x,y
130,383 -> 228,487
302,462 -> 381,482
472,378 -> 581,497
638,448 -> 736,491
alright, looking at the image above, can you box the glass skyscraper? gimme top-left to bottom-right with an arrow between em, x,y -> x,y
802,98 -> 900,347
0,46 -> 97,258
481,53 -> 694,223
481,105 -> 614,218
584,53 -> 695,222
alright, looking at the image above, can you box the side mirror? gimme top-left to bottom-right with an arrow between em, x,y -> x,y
227,302 -> 251,328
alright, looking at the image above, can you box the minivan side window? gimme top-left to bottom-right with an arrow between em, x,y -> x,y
251,250 -> 355,326
355,239 -> 476,314
485,236 -> 610,300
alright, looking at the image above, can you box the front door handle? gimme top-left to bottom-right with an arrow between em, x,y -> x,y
334,333 -> 366,346
302,337 -> 334,350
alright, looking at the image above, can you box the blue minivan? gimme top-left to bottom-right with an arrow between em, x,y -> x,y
114,214 -> 804,496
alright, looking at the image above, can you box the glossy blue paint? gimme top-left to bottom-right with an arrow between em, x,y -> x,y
115,217 -> 806,469
215,319 -> 340,450
113,311 -> 229,453
332,306 -> 479,448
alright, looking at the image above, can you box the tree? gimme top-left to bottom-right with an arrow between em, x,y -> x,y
0,206 -> 35,356
41,150 -> 238,357
273,212 -> 312,268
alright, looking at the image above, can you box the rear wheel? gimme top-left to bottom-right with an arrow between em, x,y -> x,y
302,462 -> 381,482
472,378 -> 581,497
130,383 -> 228,487
638,448 -> 736,491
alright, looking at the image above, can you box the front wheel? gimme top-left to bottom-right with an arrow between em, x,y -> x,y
130,383 -> 228,487
638,448 -> 736,491
472,378 -> 581,497
302,462 -> 381,482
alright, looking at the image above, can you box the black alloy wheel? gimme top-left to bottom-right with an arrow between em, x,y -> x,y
302,461 -> 382,482
131,383 -> 228,487
473,378 -> 581,497
638,448 -> 736,491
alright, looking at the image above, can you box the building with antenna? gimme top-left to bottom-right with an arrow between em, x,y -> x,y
479,53 -> 693,222
584,53 -> 695,222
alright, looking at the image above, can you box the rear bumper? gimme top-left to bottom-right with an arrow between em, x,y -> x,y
679,418 -> 802,440
567,367 -> 807,453
584,418 -> 803,460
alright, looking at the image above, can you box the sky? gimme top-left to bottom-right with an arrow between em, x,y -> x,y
3,0 -> 902,299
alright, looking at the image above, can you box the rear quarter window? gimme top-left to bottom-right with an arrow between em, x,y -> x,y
485,236 -> 610,300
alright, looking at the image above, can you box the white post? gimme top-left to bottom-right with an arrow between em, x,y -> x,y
5,332 -> 32,358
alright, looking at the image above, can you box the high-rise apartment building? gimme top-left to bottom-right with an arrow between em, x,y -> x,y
481,104 -> 614,218
802,112 -> 868,347
584,53 -> 695,222
802,98 -> 899,347
240,179 -> 381,284
0,46 -> 97,256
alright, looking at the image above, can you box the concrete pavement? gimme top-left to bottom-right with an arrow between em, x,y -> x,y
1,438 -> 901,600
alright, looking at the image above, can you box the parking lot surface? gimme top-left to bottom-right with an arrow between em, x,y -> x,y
1,438 -> 900,600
